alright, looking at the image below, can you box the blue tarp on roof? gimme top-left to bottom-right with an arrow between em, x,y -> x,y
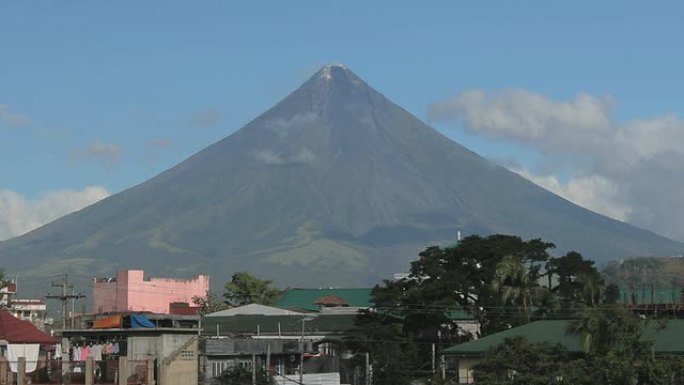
130,314 -> 155,328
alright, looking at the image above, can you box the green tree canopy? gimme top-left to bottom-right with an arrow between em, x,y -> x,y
223,272 -> 281,306
192,291 -> 230,315
473,336 -> 570,385
344,311 -> 415,385
355,235 -> 559,384
372,234 -> 557,340
549,251 -> 604,309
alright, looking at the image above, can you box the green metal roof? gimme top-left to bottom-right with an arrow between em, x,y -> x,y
201,314 -> 357,336
275,288 -> 372,311
446,309 -> 477,320
443,319 -> 684,356
443,320 -> 581,355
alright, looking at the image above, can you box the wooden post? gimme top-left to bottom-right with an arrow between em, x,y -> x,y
365,352 -> 370,385
158,361 -> 165,385
17,357 -> 25,385
85,357 -> 94,385
146,358 -> 155,385
0,359 -> 7,385
431,343 -> 436,375
118,357 -> 128,385
266,344 -> 271,381
441,355 -> 446,380
251,354 -> 256,385
62,338 -> 70,385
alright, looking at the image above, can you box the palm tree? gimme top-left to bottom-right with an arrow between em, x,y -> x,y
575,273 -> 602,307
568,305 -> 641,356
494,255 -> 539,323
568,306 -> 604,354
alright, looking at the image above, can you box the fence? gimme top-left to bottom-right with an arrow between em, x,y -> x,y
0,357 -> 153,385
272,372 -> 340,385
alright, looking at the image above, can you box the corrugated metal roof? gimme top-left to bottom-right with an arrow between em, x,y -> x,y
205,304 -> 304,317
201,314 -> 357,336
275,288 -> 372,311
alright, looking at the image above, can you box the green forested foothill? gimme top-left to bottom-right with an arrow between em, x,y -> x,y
603,256 -> 684,289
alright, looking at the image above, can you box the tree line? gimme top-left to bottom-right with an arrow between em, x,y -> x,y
346,234 -> 684,385
190,234 -> 684,384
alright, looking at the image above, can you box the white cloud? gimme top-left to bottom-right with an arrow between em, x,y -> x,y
0,186 -> 110,241
0,104 -> 31,126
514,170 -> 632,222
428,89 -> 615,153
429,88 -> 684,241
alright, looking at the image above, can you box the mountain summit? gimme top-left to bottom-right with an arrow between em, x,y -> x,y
1,66 -> 681,292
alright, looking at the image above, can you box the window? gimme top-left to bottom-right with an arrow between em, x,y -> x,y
180,350 -> 194,360
317,342 -> 337,356
212,362 -> 228,377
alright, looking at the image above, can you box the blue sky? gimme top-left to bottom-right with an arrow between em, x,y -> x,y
2,1 -> 684,241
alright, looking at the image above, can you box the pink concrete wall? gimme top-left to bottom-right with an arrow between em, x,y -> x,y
92,280 -> 118,313
92,270 -> 209,314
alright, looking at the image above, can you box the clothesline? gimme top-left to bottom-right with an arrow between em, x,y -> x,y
71,342 -> 120,361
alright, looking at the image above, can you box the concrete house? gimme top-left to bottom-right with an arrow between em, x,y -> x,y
200,303 -> 359,385
92,270 -> 209,314
58,313 -> 200,385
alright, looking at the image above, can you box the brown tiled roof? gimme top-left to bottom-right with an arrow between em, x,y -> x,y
169,302 -> 199,315
0,310 -> 56,344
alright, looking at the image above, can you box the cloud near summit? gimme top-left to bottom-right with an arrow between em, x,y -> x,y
429,88 -> 684,242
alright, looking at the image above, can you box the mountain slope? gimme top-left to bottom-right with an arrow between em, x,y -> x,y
1,65 -> 681,293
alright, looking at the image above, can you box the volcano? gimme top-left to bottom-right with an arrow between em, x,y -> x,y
1,65 -> 681,292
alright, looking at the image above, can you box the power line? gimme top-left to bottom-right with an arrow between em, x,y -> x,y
45,274 -> 85,329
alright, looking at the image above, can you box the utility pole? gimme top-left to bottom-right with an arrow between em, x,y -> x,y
45,275 -> 85,329
441,355 -> 446,380
300,318 -> 305,385
299,316 -> 313,385
251,354 -> 256,385
71,290 -> 76,328
431,343 -> 436,375
266,344 -> 271,383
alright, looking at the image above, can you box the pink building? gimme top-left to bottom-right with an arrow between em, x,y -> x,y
92,270 -> 209,314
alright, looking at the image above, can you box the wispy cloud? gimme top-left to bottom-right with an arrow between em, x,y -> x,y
0,186 -> 110,241
70,141 -> 121,170
146,138 -> 172,149
189,109 -> 222,128
429,88 -> 684,241
254,147 -> 317,166
0,104 -> 31,126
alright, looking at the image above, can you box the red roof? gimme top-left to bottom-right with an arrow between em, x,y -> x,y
0,310 -> 57,344
313,295 -> 349,307
169,302 -> 199,316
